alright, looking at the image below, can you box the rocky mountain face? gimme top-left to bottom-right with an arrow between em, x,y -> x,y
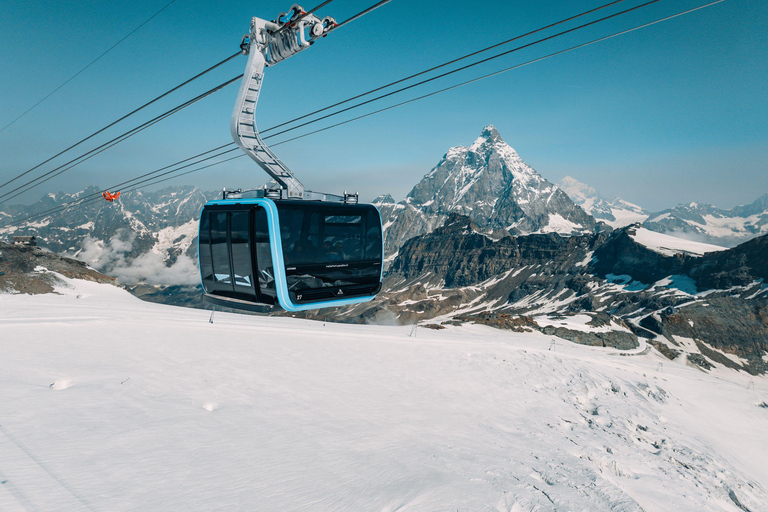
329,216 -> 768,374
556,176 -> 648,228
642,196 -> 768,247
0,186 -> 213,286
377,126 -> 597,261
0,241 -> 120,294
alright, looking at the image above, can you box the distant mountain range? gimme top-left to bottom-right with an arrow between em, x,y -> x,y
2,126 -> 767,374
0,186 -> 212,286
1,125 -> 766,281
556,176 -> 648,229
334,214 -> 768,374
556,176 -> 768,247
642,197 -> 768,247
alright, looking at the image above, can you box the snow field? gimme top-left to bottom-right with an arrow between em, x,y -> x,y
630,227 -> 728,257
1,278 -> 767,511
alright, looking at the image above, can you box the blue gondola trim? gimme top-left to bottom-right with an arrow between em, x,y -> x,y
202,198 -> 379,312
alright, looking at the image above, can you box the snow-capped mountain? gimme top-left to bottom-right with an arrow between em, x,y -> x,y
0,186 -> 213,285
378,126 -> 596,260
556,176 -> 768,247
557,176 -> 649,228
643,195 -> 768,247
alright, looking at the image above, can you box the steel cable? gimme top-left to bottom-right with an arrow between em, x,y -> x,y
1,0 -> 725,229
0,0 -> 180,135
0,75 -> 242,205
0,52 -> 242,192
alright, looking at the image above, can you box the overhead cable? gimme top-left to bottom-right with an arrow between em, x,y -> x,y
0,0 -> 384,198
0,0 -> 180,135
2,0 -> 725,227
263,0 -> 630,135
263,0 -> 666,140
329,0 -> 394,31
4,144 -> 238,225
0,75 -> 241,205
0,52 -> 242,193
269,0 -> 728,148
5,151 -> 245,227
0,0 -> 672,221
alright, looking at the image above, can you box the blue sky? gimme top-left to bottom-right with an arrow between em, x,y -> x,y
1,0 -> 766,210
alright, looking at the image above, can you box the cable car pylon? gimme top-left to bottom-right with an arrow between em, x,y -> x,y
230,4 -> 347,202
198,4 -> 384,313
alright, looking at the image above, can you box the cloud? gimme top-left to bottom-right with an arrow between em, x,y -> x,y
77,229 -> 199,286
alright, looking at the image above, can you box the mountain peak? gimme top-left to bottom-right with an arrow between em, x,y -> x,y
373,193 -> 395,205
470,125 -> 512,155
557,176 -> 598,200
481,125 -> 501,142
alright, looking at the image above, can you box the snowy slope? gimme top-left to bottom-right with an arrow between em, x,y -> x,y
557,176 -> 649,229
630,226 -> 728,256
2,277 -> 767,511
643,196 -> 768,247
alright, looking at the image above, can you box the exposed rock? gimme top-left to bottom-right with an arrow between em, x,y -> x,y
0,241 -> 120,294
539,326 -> 638,350
454,313 -> 540,333
687,353 -> 714,371
379,126 -> 596,261
334,215 -> 767,369
648,340 -> 681,360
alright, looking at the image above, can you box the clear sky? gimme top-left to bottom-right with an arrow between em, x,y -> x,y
1,0 -> 766,211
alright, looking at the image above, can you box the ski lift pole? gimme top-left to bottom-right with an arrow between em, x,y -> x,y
231,5 -> 336,199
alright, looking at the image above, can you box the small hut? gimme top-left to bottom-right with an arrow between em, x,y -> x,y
12,236 -> 37,246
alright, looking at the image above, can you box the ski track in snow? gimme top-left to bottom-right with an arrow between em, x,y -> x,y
1,278 -> 767,511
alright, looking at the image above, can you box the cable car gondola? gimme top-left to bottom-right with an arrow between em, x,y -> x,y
199,5 -> 383,312
199,198 -> 382,312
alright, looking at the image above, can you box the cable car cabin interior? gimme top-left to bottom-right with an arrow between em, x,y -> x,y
198,199 -> 383,312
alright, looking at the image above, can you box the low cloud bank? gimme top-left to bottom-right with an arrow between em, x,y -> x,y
76,229 -> 199,286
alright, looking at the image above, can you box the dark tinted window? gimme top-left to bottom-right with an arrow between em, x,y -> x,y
230,211 -> 253,291
210,212 -> 231,284
254,207 -> 276,296
278,204 -> 382,266
275,203 -> 382,300
198,212 -> 213,283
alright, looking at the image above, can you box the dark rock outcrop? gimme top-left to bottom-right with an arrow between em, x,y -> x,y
0,242 -> 120,294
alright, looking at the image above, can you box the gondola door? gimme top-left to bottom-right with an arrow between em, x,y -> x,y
252,206 -> 277,304
208,210 -> 234,295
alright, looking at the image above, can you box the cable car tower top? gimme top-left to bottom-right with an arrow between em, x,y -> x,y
230,5 -> 343,201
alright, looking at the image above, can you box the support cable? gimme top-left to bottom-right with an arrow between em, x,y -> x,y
0,0 -> 384,198
262,0 -> 666,140
7,151 -> 245,227
268,0 -> 728,148
262,0 -> 629,135
329,0 -> 394,31
1,0 -> 725,228
0,75 -> 241,205
5,144 -> 238,225
0,0 -> 180,135
0,52 -> 242,192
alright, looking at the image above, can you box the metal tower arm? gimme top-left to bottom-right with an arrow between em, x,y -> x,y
231,5 -> 336,199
